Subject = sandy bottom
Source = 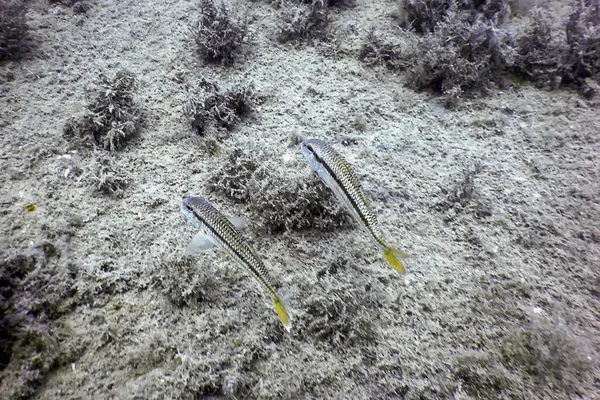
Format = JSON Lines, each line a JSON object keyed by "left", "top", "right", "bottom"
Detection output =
{"left": 1, "top": 1, "right": 598, "bottom": 399}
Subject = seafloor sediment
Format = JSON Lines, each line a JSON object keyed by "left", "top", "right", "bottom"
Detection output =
{"left": 1, "top": 0, "right": 598, "bottom": 399}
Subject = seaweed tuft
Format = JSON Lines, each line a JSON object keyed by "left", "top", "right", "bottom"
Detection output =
{"left": 64, "top": 70, "right": 141, "bottom": 151}
{"left": 359, "top": 29, "right": 407, "bottom": 71}
{"left": 368, "top": 0, "right": 599, "bottom": 102}
{"left": 152, "top": 258, "right": 216, "bottom": 308}
{"left": 397, "top": 0, "right": 454, "bottom": 34}
{"left": 277, "top": 0, "right": 329, "bottom": 42}
{"left": 405, "top": 14, "right": 514, "bottom": 102}
{"left": 398, "top": 0, "right": 511, "bottom": 33}
{"left": 250, "top": 174, "right": 352, "bottom": 233}
{"left": 0, "top": 0, "right": 29, "bottom": 61}
{"left": 563, "top": 0, "right": 600, "bottom": 88}
{"left": 300, "top": 285, "right": 380, "bottom": 348}
{"left": 184, "top": 79, "right": 259, "bottom": 137}
{"left": 512, "top": 7, "right": 563, "bottom": 88}
{"left": 193, "top": 0, "right": 248, "bottom": 65}
{"left": 206, "top": 150, "right": 262, "bottom": 204}
{"left": 85, "top": 153, "right": 130, "bottom": 197}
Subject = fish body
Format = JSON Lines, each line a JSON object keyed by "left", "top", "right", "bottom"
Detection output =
{"left": 300, "top": 138, "right": 408, "bottom": 273}
{"left": 181, "top": 196, "right": 291, "bottom": 331}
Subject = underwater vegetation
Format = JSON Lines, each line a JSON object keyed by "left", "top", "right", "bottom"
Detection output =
{"left": 59, "top": 71, "right": 140, "bottom": 200}
{"left": 250, "top": 173, "right": 353, "bottom": 233}
{"left": 362, "top": 0, "right": 600, "bottom": 104}
{"left": 152, "top": 257, "right": 216, "bottom": 308}
{"left": 49, "top": 0, "right": 92, "bottom": 14}
{"left": 206, "top": 149, "right": 261, "bottom": 204}
{"left": 0, "top": 249, "right": 83, "bottom": 399}
{"left": 193, "top": 0, "right": 249, "bottom": 65}
{"left": 276, "top": 0, "right": 331, "bottom": 42}
{"left": 84, "top": 153, "right": 130, "bottom": 198}
{"left": 63, "top": 70, "right": 141, "bottom": 151}
{"left": 185, "top": 79, "right": 259, "bottom": 137}
{"left": 274, "top": 0, "right": 356, "bottom": 42}
{"left": 206, "top": 149, "right": 353, "bottom": 233}
{"left": 0, "top": 0, "right": 29, "bottom": 61}
{"left": 1, "top": 0, "right": 598, "bottom": 398}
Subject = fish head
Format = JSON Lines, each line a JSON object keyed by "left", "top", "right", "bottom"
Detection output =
{"left": 300, "top": 139, "right": 323, "bottom": 172}
{"left": 181, "top": 196, "right": 205, "bottom": 230}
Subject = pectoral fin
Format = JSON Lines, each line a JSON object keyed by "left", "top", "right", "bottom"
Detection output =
{"left": 227, "top": 215, "right": 248, "bottom": 231}
{"left": 185, "top": 231, "right": 215, "bottom": 255}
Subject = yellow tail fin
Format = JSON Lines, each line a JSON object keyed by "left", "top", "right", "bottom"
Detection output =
{"left": 273, "top": 297, "right": 292, "bottom": 332}
{"left": 383, "top": 245, "right": 409, "bottom": 274}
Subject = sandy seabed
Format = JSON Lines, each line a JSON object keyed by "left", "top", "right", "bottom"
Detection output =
{"left": 1, "top": 1, "right": 599, "bottom": 399}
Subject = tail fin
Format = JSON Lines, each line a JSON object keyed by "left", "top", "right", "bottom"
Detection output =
{"left": 273, "top": 297, "right": 292, "bottom": 332}
{"left": 383, "top": 245, "right": 409, "bottom": 274}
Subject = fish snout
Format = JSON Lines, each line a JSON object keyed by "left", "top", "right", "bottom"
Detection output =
{"left": 300, "top": 141, "right": 317, "bottom": 165}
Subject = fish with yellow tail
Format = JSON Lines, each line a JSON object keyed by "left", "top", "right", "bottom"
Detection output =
{"left": 181, "top": 195, "right": 291, "bottom": 331}
{"left": 300, "top": 138, "right": 409, "bottom": 273}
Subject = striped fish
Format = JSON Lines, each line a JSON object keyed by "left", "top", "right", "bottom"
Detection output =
{"left": 181, "top": 195, "right": 291, "bottom": 331}
{"left": 300, "top": 138, "right": 408, "bottom": 273}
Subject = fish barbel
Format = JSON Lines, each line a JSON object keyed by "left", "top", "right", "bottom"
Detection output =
{"left": 300, "top": 138, "right": 408, "bottom": 273}
{"left": 181, "top": 195, "right": 291, "bottom": 331}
